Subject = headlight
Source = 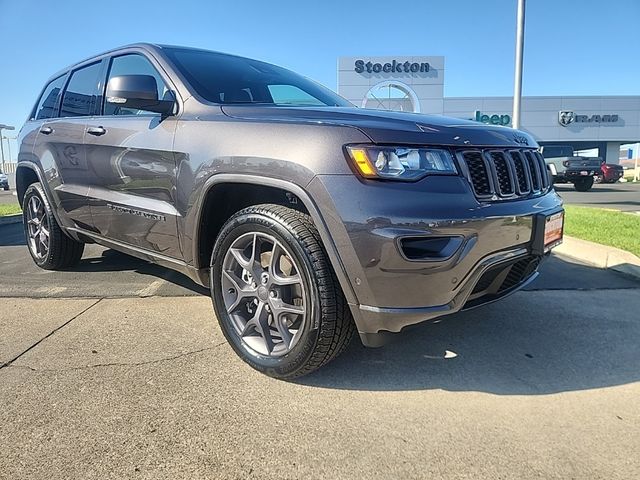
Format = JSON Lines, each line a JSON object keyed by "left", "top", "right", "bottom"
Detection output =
{"left": 346, "top": 145, "right": 457, "bottom": 181}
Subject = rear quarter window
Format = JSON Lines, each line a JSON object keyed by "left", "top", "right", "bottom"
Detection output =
{"left": 32, "top": 75, "right": 67, "bottom": 120}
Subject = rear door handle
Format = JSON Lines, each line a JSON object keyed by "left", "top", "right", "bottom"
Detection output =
{"left": 87, "top": 126, "right": 106, "bottom": 136}
{"left": 40, "top": 126, "right": 53, "bottom": 135}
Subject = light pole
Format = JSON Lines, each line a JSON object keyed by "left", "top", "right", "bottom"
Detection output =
{"left": 0, "top": 124, "right": 16, "bottom": 170}
{"left": 2, "top": 135, "right": 16, "bottom": 165}
{"left": 512, "top": 0, "right": 526, "bottom": 130}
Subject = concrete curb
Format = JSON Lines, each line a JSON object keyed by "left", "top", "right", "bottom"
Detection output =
{"left": 0, "top": 214, "right": 22, "bottom": 226}
{"left": 554, "top": 235, "right": 640, "bottom": 280}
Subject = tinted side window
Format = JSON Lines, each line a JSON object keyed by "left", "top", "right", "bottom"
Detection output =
{"left": 104, "top": 54, "right": 168, "bottom": 116}
{"left": 60, "top": 62, "right": 102, "bottom": 117}
{"left": 33, "top": 75, "right": 67, "bottom": 120}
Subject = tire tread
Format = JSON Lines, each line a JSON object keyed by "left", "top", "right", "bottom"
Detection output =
{"left": 214, "top": 203, "right": 355, "bottom": 378}
{"left": 23, "top": 182, "right": 84, "bottom": 270}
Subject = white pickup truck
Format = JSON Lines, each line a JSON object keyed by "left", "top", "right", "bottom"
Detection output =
{"left": 541, "top": 145, "right": 601, "bottom": 191}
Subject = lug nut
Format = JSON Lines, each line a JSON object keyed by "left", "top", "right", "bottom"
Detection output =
{"left": 269, "top": 290, "right": 276, "bottom": 298}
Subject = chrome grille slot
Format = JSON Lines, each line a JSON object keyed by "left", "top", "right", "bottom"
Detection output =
{"left": 535, "top": 151, "right": 549, "bottom": 188}
{"left": 462, "top": 151, "right": 492, "bottom": 196}
{"left": 524, "top": 151, "right": 541, "bottom": 191}
{"left": 509, "top": 151, "right": 531, "bottom": 194}
{"left": 488, "top": 151, "right": 514, "bottom": 196}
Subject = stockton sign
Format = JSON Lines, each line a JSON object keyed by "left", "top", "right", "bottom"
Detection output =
{"left": 558, "top": 111, "right": 619, "bottom": 127}
{"left": 354, "top": 59, "right": 430, "bottom": 74}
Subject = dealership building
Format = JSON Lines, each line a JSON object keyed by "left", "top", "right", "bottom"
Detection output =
{"left": 338, "top": 56, "right": 640, "bottom": 165}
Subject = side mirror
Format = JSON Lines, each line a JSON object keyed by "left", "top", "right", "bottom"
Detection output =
{"left": 106, "top": 75, "right": 175, "bottom": 115}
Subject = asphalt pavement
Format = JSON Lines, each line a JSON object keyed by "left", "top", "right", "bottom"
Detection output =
{"left": 1, "top": 221, "right": 639, "bottom": 479}
{"left": 0, "top": 189, "right": 18, "bottom": 205}
{"left": 555, "top": 181, "right": 640, "bottom": 212}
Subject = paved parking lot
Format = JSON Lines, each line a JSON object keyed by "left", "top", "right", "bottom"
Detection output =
{"left": 0, "top": 189, "right": 18, "bottom": 205}
{"left": 1, "top": 222, "right": 639, "bottom": 479}
{"left": 555, "top": 181, "right": 640, "bottom": 212}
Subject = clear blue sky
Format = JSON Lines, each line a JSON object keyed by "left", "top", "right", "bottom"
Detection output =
{"left": 1, "top": 0, "right": 638, "bottom": 160}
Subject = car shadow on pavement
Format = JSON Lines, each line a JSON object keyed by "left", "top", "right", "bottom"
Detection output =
{"left": 0, "top": 221, "right": 26, "bottom": 246}
{"left": 298, "top": 256, "right": 640, "bottom": 395}
{"left": 0, "top": 221, "right": 208, "bottom": 295}
{"left": 75, "top": 249, "right": 209, "bottom": 295}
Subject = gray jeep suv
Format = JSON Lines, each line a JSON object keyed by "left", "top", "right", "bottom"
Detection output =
{"left": 17, "top": 44, "right": 564, "bottom": 378}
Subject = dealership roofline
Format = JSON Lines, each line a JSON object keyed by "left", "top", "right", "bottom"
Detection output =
{"left": 445, "top": 95, "right": 640, "bottom": 100}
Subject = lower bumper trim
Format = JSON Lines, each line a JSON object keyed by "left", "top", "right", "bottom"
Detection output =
{"left": 355, "top": 247, "right": 543, "bottom": 340}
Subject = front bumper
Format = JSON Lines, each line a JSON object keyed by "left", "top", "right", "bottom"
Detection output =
{"left": 308, "top": 174, "right": 564, "bottom": 344}
{"left": 564, "top": 168, "right": 598, "bottom": 179}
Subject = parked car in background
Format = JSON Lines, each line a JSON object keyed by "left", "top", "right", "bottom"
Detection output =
{"left": 541, "top": 145, "right": 601, "bottom": 191}
{"left": 16, "top": 43, "right": 564, "bottom": 378}
{"left": 599, "top": 162, "right": 624, "bottom": 183}
{"left": 0, "top": 171, "right": 9, "bottom": 190}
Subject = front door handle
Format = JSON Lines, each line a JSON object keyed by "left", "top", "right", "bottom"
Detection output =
{"left": 87, "top": 126, "right": 107, "bottom": 136}
{"left": 40, "top": 126, "right": 53, "bottom": 135}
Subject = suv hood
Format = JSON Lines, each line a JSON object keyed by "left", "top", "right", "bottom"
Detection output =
{"left": 221, "top": 105, "right": 537, "bottom": 148}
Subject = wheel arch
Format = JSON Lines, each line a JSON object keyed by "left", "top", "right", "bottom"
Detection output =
{"left": 16, "top": 162, "right": 43, "bottom": 206}
{"left": 192, "top": 174, "right": 357, "bottom": 305}
{"left": 16, "top": 162, "right": 85, "bottom": 244}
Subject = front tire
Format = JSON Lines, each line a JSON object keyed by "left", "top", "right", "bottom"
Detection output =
{"left": 573, "top": 177, "right": 594, "bottom": 192}
{"left": 22, "top": 182, "right": 84, "bottom": 270}
{"left": 210, "top": 204, "right": 354, "bottom": 379}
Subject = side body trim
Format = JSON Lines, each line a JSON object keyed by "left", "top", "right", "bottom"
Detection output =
{"left": 67, "top": 227, "right": 202, "bottom": 285}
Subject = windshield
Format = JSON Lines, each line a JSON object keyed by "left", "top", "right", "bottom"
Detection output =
{"left": 542, "top": 145, "right": 574, "bottom": 158}
{"left": 163, "top": 47, "right": 351, "bottom": 107}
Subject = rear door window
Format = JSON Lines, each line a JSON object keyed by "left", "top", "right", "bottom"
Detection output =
{"left": 60, "top": 62, "right": 103, "bottom": 117}
{"left": 32, "top": 75, "right": 67, "bottom": 120}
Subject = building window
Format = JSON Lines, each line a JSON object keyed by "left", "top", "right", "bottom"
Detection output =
{"left": 362, "top": 81, "right": 420, "bottom": 113}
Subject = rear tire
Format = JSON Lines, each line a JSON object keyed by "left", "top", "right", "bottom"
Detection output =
{"left": 22, "top": 182, "right": 84, "bottom": 270}
{"left": 210, "top": 204, "right": 355, "bottom": 379}
{"left": 573, "top": 177, "right": 594, "bottom": 192}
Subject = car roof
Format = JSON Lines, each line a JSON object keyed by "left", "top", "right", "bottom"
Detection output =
{"left": 49, "top": 42, "right": 259, "bottom": 80}
{"left": 48, "top": 42, "right": 164, "bottom": 79}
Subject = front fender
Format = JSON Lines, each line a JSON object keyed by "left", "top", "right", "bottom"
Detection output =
{"left": 188, "top": 173, "right": 358, "bottom": 308}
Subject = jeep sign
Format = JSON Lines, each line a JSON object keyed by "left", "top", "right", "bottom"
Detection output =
{"left": 474, "top": 110, "right": 511, "bottom": 126}
{"left": 558, "top": 111, "right": 619, "bottom": 126}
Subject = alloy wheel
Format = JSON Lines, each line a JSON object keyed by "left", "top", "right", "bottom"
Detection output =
{"left": 26, "top": 195, "right": 50, "bottom": 259}
{"left": 221, "top": 231, "right": 307, "bottom": 357}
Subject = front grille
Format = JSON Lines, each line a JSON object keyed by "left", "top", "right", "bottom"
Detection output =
{"left": 459, "top": 148, "right": 550, "bottom": 200}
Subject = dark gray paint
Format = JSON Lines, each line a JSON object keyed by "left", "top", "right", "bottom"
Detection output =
{"left": 16, "top": 43, "right": 563, "bottom": 344}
